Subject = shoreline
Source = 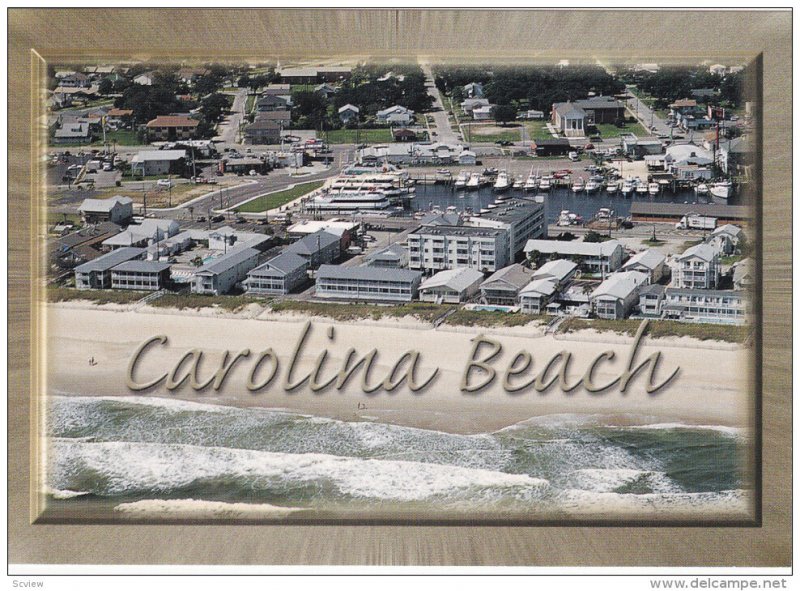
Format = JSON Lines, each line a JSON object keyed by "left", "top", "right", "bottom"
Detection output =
{"left": 45, "top": 303, "right": 753, "bottom": 434}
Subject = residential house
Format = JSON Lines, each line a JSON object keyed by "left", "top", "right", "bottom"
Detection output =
{"left": 552, "top": 102, "right": 587, "bottom": 137}
{"left": 407, "top": 225, "right": 510, "bottom": 273}
{"left": 518, "top": 277, "right": 559, "bottom": 315}
{"left": 338, "top": 104, "right": 360, "bottom": 124}
{"left": 376, "top": 105, "right": 414, "bottom": 125}
{"left": 524, "top": 239, "right": 624, "bottom": 275}
{"left": 472, "top": 105, "right": 494, "bottom": 121}
{"left": 315, "top": 265, "right": 422, "bottom": 303}
{"left": 106, "top": 108, "right": 134, "bottom": 127}
{"left": 177, "top": 67, "right": 210, "bottom": 84}
{"left": 192, "top": 247, "right": 262, "bottom": 295}
{"left": 262, "top": 83, "right": 292, "bottom": 96}
{"left": 675, "top": 243, "right": 720, "bottom": 289}
{"left": 74, "top": 247, "right": 145, "bottom": 289}
{"left": 638, "top": 283, "right": 667, "bottom": 318}
{"left": 718, "top": 135, "right": 753, "bottom": 177}
{"left": 418, "top": 267, "right": 484, "bottom": 304}
{"left": 708, "top": 64, "right": 727, "bottom": 76}
{"left": 460, "top": 98, "right": 490, "bottom": 116}
{"left": 256, "top": 94, "right": 289, "bottom": 112}
{"left": 102, "top": 219, "right": 180, "bottom": 250}
{"left": 531, "top": 258, "right": 578, "bottom": 285}
{"left": 620, "top": 249, "right": 667, "bottom": 284}
{"left": 706, "top": 224, "right": 744, "bottom": 256}
{"left": 364, "top": 243, "right": 409, "bottom": 268}
{"left": 145, "top": 116, "right": 199, "bottom": 141}
{"left": 480, "top": 263, "right": 535, "bottom": 306}
{"left": 129, "top": 150, "right": 187, "bottom": 176}
{"left": 58, "top": 72, "right": 91, "bottom": 88}
{"left": 662, "top": 287, "right": 748, "bottom": 324}
{"left": 245, "top": 252, "right": 310, "bottom": 295}
{"left": 78, "top": 196, "right": 134, "bottom": 224}
{"left": 590, "top": 271, "right": 649, "bottom": 319}
{"left": 244, "top": 118, "right": 281, "bottom": 144}
{"left": 463, "top": 82, "right": 484, "bottom": 98}
{"left": 732, "top": 259, "right": 754, "bottom": 291}
{"left": 315, "top": 83, "right": 337, "bottom": 99}
{"left": 53, "top": 122, "right": 92, "bottom": 144}
{"left": 392, "top": 128, "right": 419, "bottom": 142}
{"left": 284, "top": 230, "right": 341, "bottom": 268}
{"left": 133, "top": 72, "right": 156, "bottom": 86}
{"left": 254, "top": 110, "right": 291, "bottom": 127}
{"left": 110, "top": 260, "right": 171, "bottom": 291}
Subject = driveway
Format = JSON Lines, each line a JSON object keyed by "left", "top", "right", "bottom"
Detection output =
{"left": 419, "top": 62, "right": 460, "bottom": 145}
{"left": 215, "top": 88, "right": 248, "bottom": 144}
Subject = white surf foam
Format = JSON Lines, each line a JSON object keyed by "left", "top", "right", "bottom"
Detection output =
{"left": 114, "top": 499, "right": 304, "bottom": 518}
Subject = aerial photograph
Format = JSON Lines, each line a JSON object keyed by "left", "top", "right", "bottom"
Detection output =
{"left": 43, "top": 57, "right": 756, "bottom": 523}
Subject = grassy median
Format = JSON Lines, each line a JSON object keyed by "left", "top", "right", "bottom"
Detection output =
{"left": 235, "top": 180, "right": 324, "bottom": 213}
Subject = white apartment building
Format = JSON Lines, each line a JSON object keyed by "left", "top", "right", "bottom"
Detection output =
{"left": 662, "top": 288, "right": 749, "bottom": 325}
{"left": 468, "top": 199, "right": 547, "bottom": 263}
{"left": 676, "top": 243, "right": 720, "bottom": 289}
{"left": 407, "top": 225, "right": 509, "bottom": 273}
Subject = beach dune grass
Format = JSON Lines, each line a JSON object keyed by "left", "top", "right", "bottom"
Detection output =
{"left": 149, "top": 293, "right": 266, "bottom": 312}
{"left": 47, "top": 287, "right": 148, "bottom": 305}
{"left": 236, "top": 180, "right": 324, "bottom": 213}
{"left": 559, "top": 317, "right": 752, "bottom": 343}
{"left": 443, "top": 309, "right": 543, "bottom": 328}
{"left": 270, "top": 300, "right": 455, "bottom": 323}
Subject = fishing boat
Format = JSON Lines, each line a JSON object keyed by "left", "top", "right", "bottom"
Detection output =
{"left": 709, "top": 180, "right": 733, "bottom": 200}
{"left": 557, "top": 210, "right": 572, "bottom": 226}
{"left": 486, "top": 203, "right": 498, "bottom": 210}
{"left": 695, "top": 182, "right": 709, "bottom": 195}
{"left": 446, "top": 205, "right": 458, "bottom": 213}
{"left": 635, "top": 178, "right": 648, "bottom": 194}
{"left": 585, "top": 179, "right": 601, "bottom": 193}
{"left": 466, "top": 173, "right": 482, "bottom": 190}
{"left": 596, "top": 207, "right": 615, "bottom": 221}
{"left": 513, "top": 176, "right": 525, "bottom": 190}
{"left": 454, "top": 170, "right": 469, "bottom": 189}
{"left": 620, "top": 178, "right": 635, "bottom": 196}
{"left": 539, "top": 176, "right": 552, "bottom": 191}
{"left": 648, "top": 182, "right": 660, "bottom": 195}
{"left": 606, "top": 180, "right": 619, "bottom": 194}
{"left": 493, "top": 170, "right": 512, "bottom": 192}
{"left": 571, "top": 178, "right": 585, "bottom": 193}
{"left": 524, "top": 168, "right": 539, "bottom": 192}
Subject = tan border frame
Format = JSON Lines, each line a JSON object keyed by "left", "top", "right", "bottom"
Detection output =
{"left": 8, "top": 9, "right": 791, "bottom": 566}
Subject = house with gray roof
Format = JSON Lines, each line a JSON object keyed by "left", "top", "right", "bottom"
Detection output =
{"left": 338, "top": 104, "right": 360, "bottom": 124}
{"left": 732, "top": 259, "right": 754, "bottom": 291}
{"left": 192, "top": 247, "right": 261, "bottom": 295}
{"left": 620, "top": 249, "right": 667, "bottom": 284}
{"left": 551, "top": 102, "right": 587, "bottom": 137}
{"left": 78, "top": 196, "right": 133, "bottom": 224}
{"left": 590, "top": 271, "right": 649, "bottom": 319}
{"left": 676, "top": 243, "right": 720, "bottom": 289}
{"left": 245, "top": 252, "right": 309, "bottom": 295}
{"left": 531, "top": 259, "right": 578, "bottom": 286}
{"left": 418, "top": 268, "right": 484, "bottom": 303}
{"left": 662, "top": 287, "right": 749, "bottom": 325}
{"left": 480, "top": 263, "right": 535, "bottom": 306}
{"left": 315, "top": 265, "right": 422, "bottom": 303}
{"left": 110, "top": 260, "right": 171, "bottom": 291}
{"left": 706, "top": 224, "right": 744, "bottom": 256}
{"left": 284, "top": 230, "right": 340, "bottom": 268}
{"left": 53, "top": 122, "right": 92, "bottom": 144}
{"left": 518, "top": 277, "right": 560, "bottom": 315}
{"left": 74, "top": 247, "right": 145, "bottom": 289}
{"left": 524, "top": 239, "right": 624, "bottom": 275}
{"left": 638, "top": 283, "right": 667, "bottom": 318}
{"left": 364, "top": 243, "right": 408, "bottom": 268}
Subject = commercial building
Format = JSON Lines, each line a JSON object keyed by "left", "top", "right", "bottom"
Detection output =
{"left": 110, "top": 260, "right": 171, "bottom": 291}
{"left": 407, "top": 225, "right": 509, "bottom": 273}
{"left": 418, "top": 267, "right": 484, "bottom": 303}
{"left": 532, "top": 138, "right": 571, "bottom": 157}
{"left": 468, "top": 198, "right": 547, "bottom": 262}
{"left": 590, "top": 271, "right": 649, "bottom": 319}
{"left": 480, "top": 264, "right": 535, "bottom": 306}
{"left": 78, "top": 196, "right": 134, "bottom": 224}
{"left": 524, "top": 239, "right": 624, "bottom": 275}
{"left": 315, "top": 265, "right": 422, "bottom": 303}
{"left": 129, "top": 150, "right": 187, "bottom": 177}
{"left": 245, "top": 252, "right": 309, "bottom": 295}
{"left": 74, "top": 247, "right": 145, "bottom": 289}
{"left": 675, "top": 243, "right": 720, "bottom": 289}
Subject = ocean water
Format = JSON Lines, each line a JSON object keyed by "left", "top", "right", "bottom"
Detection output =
{"left": 46, "top": 396, "right": 751, "bottom": 518}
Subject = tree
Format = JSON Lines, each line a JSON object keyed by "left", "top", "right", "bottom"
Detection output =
{"left": 98, "top": 78, "right": 113, "bottom": 95}
{"left": 492, "top": 104, "right": 517, "bottom": 126}
{"left": 194, "top": 75, "right": 222, "bottom": 95}
{"left": 237, "top": 75, "right": 250, "bottom": 88}
{"left": 583, "top": 231, "right": 603, "bottom": 243}
{"left": 200, "top": 93, "right": 230, "bottom": 123}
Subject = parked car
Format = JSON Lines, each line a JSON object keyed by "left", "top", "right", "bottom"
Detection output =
{"left": 156, "top": 179, "right": 173, "bottom": 188}
{"left": 211, "top": 215, "right": 225, "bottom": 223}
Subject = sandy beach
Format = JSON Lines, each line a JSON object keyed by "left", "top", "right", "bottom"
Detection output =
{"left": 45, "top": 303, "right": 754, "bottom": 433}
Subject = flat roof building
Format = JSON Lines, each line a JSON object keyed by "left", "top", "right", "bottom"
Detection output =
{"left": 524, "top": 239, "right": 624, "bottom": 275}
{"left": 469, "top": 198, "right": 547, "bottom": 262}
{"left": 408, "top": 224, "right": 509, "bottom": 273}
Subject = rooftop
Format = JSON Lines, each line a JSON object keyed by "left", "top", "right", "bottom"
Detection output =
{"left": 482, "top": 263, "right": 535, "bottom": 290}
{"left": 145, "top": 116, "right": 199, "bottom": 128}
{"left": 629, "top": 202, "right": 750, "bottom": 220}
{"left": 591, "top": 271, "right": 648, "bottom": 299}
{"left": 419, "top": 267, "right": 484, "bottom": 292}
{"left": 285, "top": 230, "right": 341, "bottom": 256}
{"left": 411, "top": 224, "right": 503, "bottom": 239}
{"left": 249, "top": 252, "right": 308, "bottom": 276}
{"left": 196, "top": 247, "right": 260, "bottom": 275}
{"left": 79, "top": 196, "right": 133, "bottom": 213}
{"left": 524, "top": 239, "right": 622, "bottom": 257}
{"left": 317, "top": 264, "right": 421, "bottom": 283}
{"left": 111, "top": 260, "right": 171, "bottom": 273}
{"left": 74, "top": 247, "right": 145, "bottom": 273}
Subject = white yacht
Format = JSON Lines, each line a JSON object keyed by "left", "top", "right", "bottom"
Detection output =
{"left": 695, "top": 182, "right": 709, "bottom": 195}
{"left": 635, "top": 178, "right": 648, "bottom": 194}
{"left": 538, "top": 176, "right": 552, "bottom": 191}
{"left": 606, "top": 180, "right": 619, "bottom": 194}
{"left": 454, "top": 170, "right": 469, "bottom": 189}
{"left": 596, "top": 207, "right": 614, "bottom": 221}
{"left": 585, "top": 179, "right": 601, "bottom": 193}
{"left": 493, "top": 170, "right": 512, "bottom": 192}
{"left": 309, "top": 190, "right": 392, "bottom": 211}
{"left": 466, "top": 173, "right": 482, "bottom": 190}
{"left": 571, "top": 178, "right": 585, "bottom": 193}
{"left": 709, "top": 180, "right": 733, "bottom": 200}
{"left": 648, "top": 182, "right": 660, "bottom": 195}
{"left": 524, "top": 171, "right": 539, "bottom": 192}
{"left": 620, "top": 178, "right": 635, "bottom": 196}
{"left": 557, "top": 210, "right": 572, "bottom": 226}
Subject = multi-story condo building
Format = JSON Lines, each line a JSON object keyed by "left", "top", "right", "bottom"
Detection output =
{"left": 407, "top": 225, "right": 509, "bottom": 273}
{"left": 192, "top": 248, "right": 261, "bottom": 296}
{"left": 74, "top": 247, "right": 145, "bottom": 290}
{"left": 590, "top": 271, "right": 649, "bottom": 320}
{"left": 110, "top": 260, "right": 171, "bottom": 291}
{"left": 675, "top": 243, "right": 720, "bottom": 289}
{"left": 315, "top": 265, "right": 422, "bottom": 303}
{"left": 468, "top": 199, "right": 547, "bottom": 262}
{"left": 661, "top": 288, "right": 749, "bottom": 325}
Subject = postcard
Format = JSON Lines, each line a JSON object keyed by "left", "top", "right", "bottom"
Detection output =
{"left": 8, "top": 7, "right": 791, "bottom": 573}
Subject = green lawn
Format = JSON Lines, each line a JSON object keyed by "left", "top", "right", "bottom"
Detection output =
{"left": 245, "top": 94, "right": 256, "bottom": 114}
{"left": 591, "top": 122, "right": 649, "bottom": 139}
{"left": 91, "top": 129, "right": 143, "bottom": 146}
{"left": 464, "top": 125, "right": 523, "bottom": 143}
{"left": 322, "top": 128, "right": 394, "bottom": 144}
{"left": 235, "top": 180, "right": 324, "bottom": 213}
{"left": 524, "top": 120, "right": 556, "bottom": 140}
{"left": 641, "top": 239, "right": 667, "bottom": 247}
{"left": 559, "top": 317, "right": 752, "bottom": 343}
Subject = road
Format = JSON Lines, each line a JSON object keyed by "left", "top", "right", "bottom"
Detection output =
{"left": 215, "top": 88, "right": 248, "bottom": 144}
{"left": 419, "top": 62, "right": 460, "bottom": 145}
{"left": 625, "top": 86, "right": 671, "bottom": 136}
